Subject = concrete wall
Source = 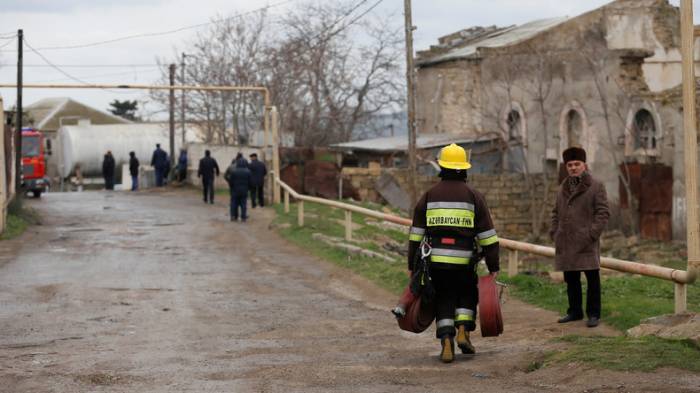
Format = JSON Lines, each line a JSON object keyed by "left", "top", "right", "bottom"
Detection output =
{"left": 186, "top": 143, "right": 269, "bottom": 190}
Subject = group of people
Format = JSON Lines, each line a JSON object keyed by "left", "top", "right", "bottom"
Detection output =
{"left": 400, "top": 143, "right": 609, "bottom": 363}
{"left": 101, "top": 144, "right": 189, "bottom": 192}
{"left": 196, "top": 150, "right": 267, "bottom": 222}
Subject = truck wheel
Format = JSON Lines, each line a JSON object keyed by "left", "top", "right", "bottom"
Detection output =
{"left": 32, "top": 190, "right": 42, "bottom": 198}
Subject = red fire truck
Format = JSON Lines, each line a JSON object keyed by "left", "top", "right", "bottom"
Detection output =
{"left": 21, "top": 128, "right": 50, "bottom": 197}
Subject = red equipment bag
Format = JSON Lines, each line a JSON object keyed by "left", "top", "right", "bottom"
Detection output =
{"left": 478, "top": 274, "right": 504, "bottom": 337}
{"left": 395, "top": 286, "right": 435, "bottom": 333}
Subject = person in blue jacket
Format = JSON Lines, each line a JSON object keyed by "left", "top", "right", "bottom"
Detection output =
{"left": 224, "top": 157, "right": 251, "bottom": 222}
{"left": 150, "top": 143, "right": 168, "bottom": 187}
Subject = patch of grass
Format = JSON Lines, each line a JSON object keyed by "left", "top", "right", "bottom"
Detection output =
{"left": 500, "top": 274, "right": 700, "bottom": 331}
{"left": 1, "top": 213, "right": 29, "bottom": 240}
{"left": 548, "top": 335, "right": 700, "bottom": 372}
{"left": 2, "top": 200, "right": 40, "bottom": 240}
{"left": 273, "top": 202, "right": 408, "bottom": 295}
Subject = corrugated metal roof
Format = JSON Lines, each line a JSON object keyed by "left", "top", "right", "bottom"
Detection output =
{"left": 329, "top": 133, "right": 497, "bottom": 153}
{"left": 418, "top": 17, "right": 568, "bottom": 66}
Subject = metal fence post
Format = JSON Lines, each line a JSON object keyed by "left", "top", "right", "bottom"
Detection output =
{"left": 508, "top": 249, "right": 519, "bottom": 277}
{"left": 345, "top": 210, "right": 352, "bottom": 241}
{"left": 284, "top": 189, "right": 289, "bottom": 213}
{"left": 675, "top": 283, "right": 687, "bottom": 314}
{"left": 298, "top": 200, "right": 304, "bottom": 227}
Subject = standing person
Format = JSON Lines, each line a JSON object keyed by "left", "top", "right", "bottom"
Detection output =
{"left": 163, "top": 153, "right": 171, "bottom": 185}
{"left": 248, "top": 153, "right": 267, "bottom": 208}
{"left": 177, "top": 149, "right": 188, "bottom": 182}
{"left": 150, "top": 143, "right": 168, "bottom": 187}
{"left": 102, "top": 151, "right": 115, "bottom": 190}
{"left": 224, "top": 157, "right": 251, "bottom": 222}
{"left": 405, "top": 143, "right": 500, "bottom": 363}
{"left": 551, "top": 146, "right": 610, "bottom": 328}
{"left": 197, "top": 150, "right": 220, "bottom": 204}
{"left": 129, "top": 151, "right": 140, "bottom": 191}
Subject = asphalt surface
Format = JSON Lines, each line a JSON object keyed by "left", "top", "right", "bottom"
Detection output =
{"left": 0, "top": 189, "right": 699, "bottom": 392}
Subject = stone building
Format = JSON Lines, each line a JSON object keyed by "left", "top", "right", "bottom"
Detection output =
{"left": 415, "top": 0, "right": 695, "bottom": 240}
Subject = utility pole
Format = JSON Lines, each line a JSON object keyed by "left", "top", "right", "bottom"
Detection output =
{"left": 14, "top": 29, "right": 23, "bottom": 197}
{"left": 679, "top": 0, "right": 699, "bottom": 312}
{"left": 404, "top": 0, "right": 418, "bottom": 211}
{"left": 180, "top": 53, "right": 187, "bottom": 146}
{"left": 169, "top": 64, "right": 176, "bottom": 169}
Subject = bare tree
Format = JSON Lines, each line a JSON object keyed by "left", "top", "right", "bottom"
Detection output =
{"left": 151, "top": 1, "right": 405, "bottom": 147}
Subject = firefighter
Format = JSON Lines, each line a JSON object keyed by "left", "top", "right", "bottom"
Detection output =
{"left": 407, "top": 143, "right": 500, "bottom": 363}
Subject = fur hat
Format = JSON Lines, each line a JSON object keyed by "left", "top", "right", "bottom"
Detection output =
{"left": 563, "top": 146, "right": 586, "bottom": 163}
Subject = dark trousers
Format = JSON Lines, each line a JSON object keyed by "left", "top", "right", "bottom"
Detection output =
{"left": 202, "top": 178, "right": 214, "bottom": 203}
{"left": 155, "top": 168, "right": 164, "bottom": 187}
{"left": 230, "top": 193, "right": 247, "bottom": 220}
{"left": 431, "top": 267, "right": 478, "bottom": 338}
{"left": 564, "top": 269, "right": 601, "bottom": 319}
{"left": 250, "top": 184, "right": 264, "bottom": 207}
{"left": 104, "top": 176, "right": 114, "bottom": 190}
{"left": 131, "top": 175, "right": 138, "bottom": 191}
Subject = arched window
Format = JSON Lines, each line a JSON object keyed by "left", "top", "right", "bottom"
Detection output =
{"left": 566, "top": 110, "right": 583, "bottom": 147}
{"left": 633, "top": 109, "right": 657, "bottom": 150}
{"left": 506, "top": 110, "right": 522, "bottom": 141}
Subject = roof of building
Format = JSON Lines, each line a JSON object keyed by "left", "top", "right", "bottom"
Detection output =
{"left": 329, "top": 133, "right": 498, "bottom": 153}
{"left": 25, "top": 97, "right": 130, "bottom": 131}
{"left": 417, "top": 17, "right": 569, "bottom": 67}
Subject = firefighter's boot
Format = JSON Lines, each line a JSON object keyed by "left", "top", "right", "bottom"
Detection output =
{"left": 456, "top": 325, "right": 475, "bottom": 354}
{"left": 439, "top": 336, "right": 455, "bottom": 363}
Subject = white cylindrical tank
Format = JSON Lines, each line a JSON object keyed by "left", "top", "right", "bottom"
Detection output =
{"left": 57, "top": 123, "right": 197, "bottom": 178}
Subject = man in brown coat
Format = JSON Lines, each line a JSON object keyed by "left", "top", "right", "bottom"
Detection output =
{"left": 550, "top": 146, "right": 610, "bottom": 328}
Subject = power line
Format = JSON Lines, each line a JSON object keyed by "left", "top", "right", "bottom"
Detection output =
{"left": 0, "top": 37, "right": 16, "bottom": 50}
{"left": 13, "top": 64, "right": 163, "bottom": 68}
{"left": 310, "top": 0, "right": 384, "bottom": 44}
{"left": 11, "top": 0, "right": 294, "bottom": 53}
{"left": 21, "top": 38, "right": 137, "bottom": 95}
{"left": 28, "top": 68, "right": 163, "bottom": 84}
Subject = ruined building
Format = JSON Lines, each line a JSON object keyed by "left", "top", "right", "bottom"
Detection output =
{"left": 415, "top": 0, "right": 695, "bottom": 240}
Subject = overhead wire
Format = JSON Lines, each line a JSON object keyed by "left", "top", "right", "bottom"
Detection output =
{"left": 22, "top": 38, "right": 148, "bottom": 95}
{"left": 11, "top": 0, "right": 295, "bottom": 53}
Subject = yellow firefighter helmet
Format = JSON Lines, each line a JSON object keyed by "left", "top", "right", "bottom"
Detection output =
{"left": 437, "top": 143, "right": 471, "bottom": 170}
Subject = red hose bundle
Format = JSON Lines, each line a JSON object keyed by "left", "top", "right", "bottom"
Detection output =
{"left": 478, "top": 274, "right": 504, "bottom": 337}
{"left": 395, "top": 286, "right": 435, "bottom": 333}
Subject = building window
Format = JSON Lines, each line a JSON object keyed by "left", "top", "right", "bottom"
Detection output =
{"left": 507, "top": 110, "right": 522, "bottom": 142}
{"left": 632, "top": 109, "right": 657, "bottom": 151}
{"left": 566, "top": 110, "right": 583, "bottom": 147}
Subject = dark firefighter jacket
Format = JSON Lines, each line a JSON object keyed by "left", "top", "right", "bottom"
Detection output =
{"left": 151, "top": 147, "right": 168, "bottom": 170}
{"left": 129, "top": 156, "right": 140, "bottom": 177}
{"left": 408, "top": 178, "right": 500, "bottom": 273}
{"left": 224, "top": 161, "right": 251, "bottom": 197}
{"left": 248, "top": 159, "right": 267, "bottom": 187}
{"left": 197, "top": 156, "right": 220, "bottom": 180}
{"left": 102, "top": 154, "right": 115, "bottom": 178}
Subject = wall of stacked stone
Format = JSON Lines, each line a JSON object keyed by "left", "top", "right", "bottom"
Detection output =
{"left": 342, "top": 167, "right": 559, "bottom": 240}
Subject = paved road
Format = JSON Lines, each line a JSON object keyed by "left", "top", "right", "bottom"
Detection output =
{"left": 0, "top": 190, "right": 698, "bottom": 392}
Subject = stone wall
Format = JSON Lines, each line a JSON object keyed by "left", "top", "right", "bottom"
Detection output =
{"left": 342, "top": 167, "right": 559, "bottom": 240}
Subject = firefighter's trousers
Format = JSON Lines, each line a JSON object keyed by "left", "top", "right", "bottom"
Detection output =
{"left": 431, "top": 266, "right": 478, "bottom": 339}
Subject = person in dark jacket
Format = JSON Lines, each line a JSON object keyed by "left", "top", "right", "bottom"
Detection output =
{"left": 248, "top": 153, "right": 267, "bottom": 208}
{"left": 551, "top": 146, "right": 610, "bottom": 328}
{"left": 102, "top": 151, "right": 116, "bottom": 190}
{"left": 151, "top": 143, "right": 168, "bottom": 187}
{"left": 404, "top": 143, "right": 500, "bottom": 363}
{"left": 197, "top": 150, "right": 220, "bottom": 204}
{"left": 177, "top": 149, "right": 188, "bottom": 182}
{"left": 224, "top": 158, "right": 251, "bottom": 221}
{"left": 129, "top": 151, "right": 140, "bottom": 191}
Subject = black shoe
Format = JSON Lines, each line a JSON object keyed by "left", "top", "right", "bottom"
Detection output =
{"left": 586, "top": 317, "right": 599, "bottom": 328}
{"left": 557, "top": 314, "right": 583, "bottom": 323}
{"left": 209, "top": 201, "right": 214, "bottom": 204}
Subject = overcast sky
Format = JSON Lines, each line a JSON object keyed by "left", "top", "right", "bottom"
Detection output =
{"left": 0, "top": 0, "right": 693, "bottom": 119}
